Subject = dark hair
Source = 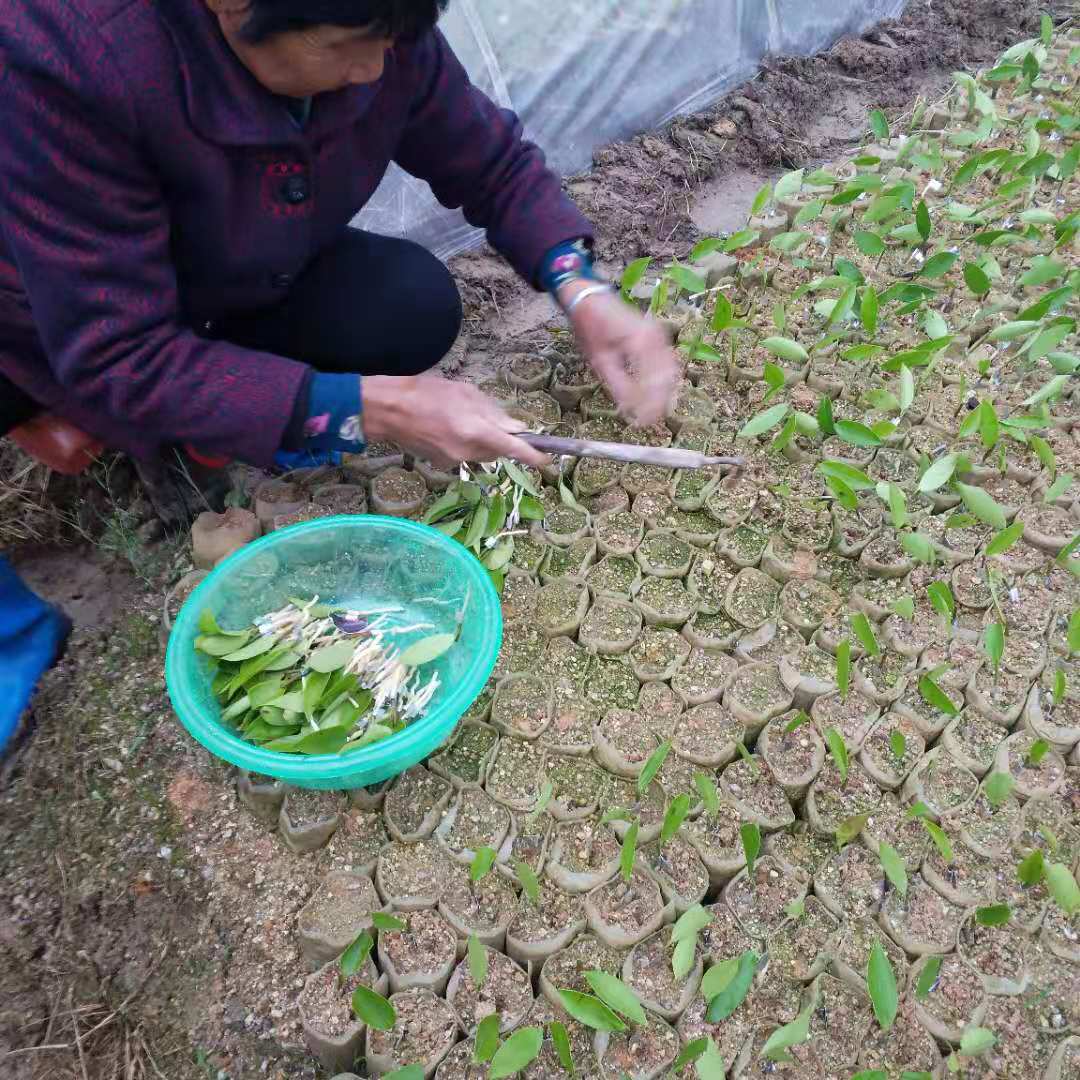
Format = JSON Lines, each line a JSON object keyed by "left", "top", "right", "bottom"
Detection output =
{"left": 240, "top": 0, "right": 448, "bottom": 42}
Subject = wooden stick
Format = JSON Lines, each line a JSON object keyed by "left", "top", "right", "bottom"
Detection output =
{"left": 516, "top": 433, "right": 745, "bottom": 471}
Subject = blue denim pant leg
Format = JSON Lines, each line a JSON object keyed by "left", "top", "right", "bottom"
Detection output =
{"left": 0, "top": 557, "right": 68, "bottom": 754}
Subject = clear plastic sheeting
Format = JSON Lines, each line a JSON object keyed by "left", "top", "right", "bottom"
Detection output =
{"left": 355, "top": 0, "right": 908, "bottom": 260}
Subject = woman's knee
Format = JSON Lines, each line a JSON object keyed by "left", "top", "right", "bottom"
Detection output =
{"left": 396, "top": 245, "right": 463, "bottom": 376}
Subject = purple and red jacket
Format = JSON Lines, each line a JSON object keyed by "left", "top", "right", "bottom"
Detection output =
{"left": 0, "top": 0, "right": 593, "bottom": 466}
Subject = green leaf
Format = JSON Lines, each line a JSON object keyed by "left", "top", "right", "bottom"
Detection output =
{"left": 351, "top": 985, "right": 396, "bottom": 1030}
{"left": 620, "top": 256, "right": 651, "bottom": 299}
{"left": 1020, "top": 256, "right": 1066, "bottom": 287}
{"left": 526, "top": 780, "right": 553, "bottom": 825}
{"left": 761, "top": 337, "right": 809, "bottom": 364}
{"left": 738, "top": 403, "right": 790, "bottom": 440}
{"left": 963, "top": 262, "right": 991, "bottom": 296}
{"left": 975, "top": 903, "right": 1011, "bottom": 927}
{"left": 1028, "top": 738, "right": 1051, "bottom": 765}
{"left": 672, "top": 935, "right": 697, "bottom": 982}
{"left": 855, "top": 230, "right": 887, "bottom": 257}
{"left": 774, "top": 169, "right": 805, "bottom": 199}
{"left": 870, "top": 109, "right": 890, "bottom": 140}
{"left": 1017, "top": 848, "right": 1045, "bottom": 887}
{"left": 740, "top": 822, "right": 762, "bottom": 877}
{"left": 760, "top": 1006, "right": 812, "bottom": 1062}
{"left": 889, "top": 730, "right": 907, "bottom": 762}
{"left": 868, "top": 941, "right": 898, "bottom": 1030}
{"left": 861, "top": 287, "right": 879, "bottom": 335}
{"left": 704, "top": 950, "right": 758, "bottom": 1022}
{"left": 915, "top": 955, "right": 942, "bottom": 999}
{"left": 959, "top": 1027, "right": 996, "bottom": 1057}
{"left": 927, "top": 582, "right": 955, "bottom": 622}
{"left": 988, "top": 320, "right": 1040, "bottom": 342}
{"left": 917, "top": 251, "right": 957, "bottom": 279}
{"left": 979, "top": 401, "right": 1000, "bottom": 451}
{"left": 696, "top": 1038, "right": 726, "bottom": 1080}
{"left": 660, "top": 794, "right": 691, "bottom": 845}
{"left": 983, "top": 772, "right": 1015, "bottom": 808}
{"left": 851, "top": 612, "right": 880, "bottom": 657}
{"left": 836, "top": 640, "right": 851, "bottom": 699}
{"left": 1044, "top": 473, "right": 1074, "bottom": 504}
{"left": 793, "top": 200, "right": 824, "bottom": 227}
{"left": 784, "top": 711, "right": 811, "bottom": 735}
{"left": 916, "top": 200, "right": 932, "bottom": 242}
{"left": 1053, "top": 666, "right": 1067, "bottom": 705}
{"left": 985, "top": 521, "right": 1024, "bottom": 556}
{"left": 639, "top": 740, "right": 672, "bottom": 793}
{"left": 220, "top": 634, "right": 277, "bottom": 663}
{"left": 1042, "top": 11, "right": 1054, "bottom": 46}
{"left": 763, "top": 362, "right": 786, "bottom": 403}
{"left": 919, "top": 674, "right": 958, "bottom": 717}
{"left": 471, "top": 846, "right": 497, "bottom": 882}
{"left": 956, "top": 483, "right": 1007, "bottom": 531}
{"left": 515, "top": 860, "right": 540, "bottom": 904}
{"left": 502, "top": 459, "right": 540, "bottom": 497}
{"left": 751, "top": 182, "right": 773, "bottom": 217}
{"left": 879, "top": 841, "right": 908, "bottom": 897}
{"left": 835, "top": 420, "right": 882, "bottom": 448}
{"left": 899, "top": 365, "right": 915, "bottom": 413}
{"left": 722, "top": 230, "right": 760, "bottom": 253}
{"left": 264, "top": 727, "right": 349, "bottom": 755}
{"left": 398, "top": 632, "right": 457, "bottom": 668}
{"left": 619, "top": 821, "right": 639, "bottom": 882}
{"left": 305, "top": 639, "right": 354, "bottom": 674}
{"left": 489, "top": 1027, "right": 544, "bottom": 1079}
{"left": 584, "top": 971, "right": 647, "bottom": 1025}
{"left": 1019, "top": 371, "right": 1071, "bottom": 406}
{"left": 463, "top": 503, "right": 490, "bottom": 552}
{"left": 917, "top": 453, "right": 959, "bottom": 493}
{"left": 468, "top": 933, "right": 488, "bottom": 989}
{"left": 853, "top": 1073, "right": 888, "bottom": 1080}
{"left": 694, "top": 773, "right": 719, "bottom": 815}
{"left": 984, "top": 623, "right": 1005, "bottom": 674}
{"left": 667, "top": 264, "right": 708, "bottom": 296}
{"left": 818, "top": 461, "right": 874, "bottom": 490}
{"left": 924, "top": 819, "right": 954, "bottom": 863}
{"left": 865, "top": 195, "right": 902, "bottom": 224}
{"left": 892, "top": 596, "right": 915, "bottom": 620}
{"left": 340, "top": 931, "right": 374, "bottom": 978}
{"left": 371, "top": 912, "right": 407, "bottom": 932}
{"left": 549, "top": 1021, "right": 575, "bottom": 1077}
{"left": 669, "top": 906, "right": 712, "bottom": 948}
{"left": 673, "top": 1038, "right": 709, "bottom": 1074}
{"left": 902, "top": 532, "right": 936, "bottom": 566}
{"left": 557, "top": 990, "right": 626, "bottom": 1033}
{"left": 1069, "top": 608, "right": 1080, "bottom": 653}
{"left": 836, "top": 812, "right": 870, "bottom": 847}
{"left": 474, "top": 1014, "right": 501, "bottom": 1064}
{"left": 711, "top": 293, "right": 733, "bottom": 333}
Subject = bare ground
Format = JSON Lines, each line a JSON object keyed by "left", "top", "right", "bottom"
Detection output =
{"left": 0, "top": 1, "right": 1068, "bottom": 1077}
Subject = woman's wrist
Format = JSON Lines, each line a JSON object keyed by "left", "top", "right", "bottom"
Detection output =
{"left": 362, "top": 374, "right": 414, "bottom": 444}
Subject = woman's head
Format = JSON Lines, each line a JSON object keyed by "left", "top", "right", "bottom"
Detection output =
{"left": 207, "top": 1, "right": 449, "bottom": 97}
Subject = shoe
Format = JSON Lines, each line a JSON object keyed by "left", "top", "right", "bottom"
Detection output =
{"left": 0, "top": 561, "right": 73, "bottom": 784}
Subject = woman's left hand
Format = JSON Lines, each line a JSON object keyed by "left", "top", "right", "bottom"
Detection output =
{"left": 561, "top": 282, "right": 680, "bottom": 427}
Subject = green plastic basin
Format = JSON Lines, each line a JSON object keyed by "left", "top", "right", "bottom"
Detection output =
{"left": 165, "top": 515, "right": 502, "bottom": 789}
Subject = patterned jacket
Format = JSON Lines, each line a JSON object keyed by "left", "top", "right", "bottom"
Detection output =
{"left": 0, "top": 0, "right": 592, "bottom": 465}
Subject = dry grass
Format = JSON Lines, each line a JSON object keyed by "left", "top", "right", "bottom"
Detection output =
{"left": 0, "top": 444, "right": 74, "bottom": 546}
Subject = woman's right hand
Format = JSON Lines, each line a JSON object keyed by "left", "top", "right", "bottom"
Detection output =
{"left": 362, "top": 374, "right": 549, "bottom": 468}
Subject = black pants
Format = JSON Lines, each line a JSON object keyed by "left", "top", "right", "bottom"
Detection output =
{"left": 216, "top": 229, "right": 463, "bottom": 377}
{"left": 0, "top": 230, "right": 463, "bottom": 437}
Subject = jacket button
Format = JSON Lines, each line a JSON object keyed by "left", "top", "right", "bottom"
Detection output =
{"left": 271, "top": 272, "right": 294, "bottom": 289}
{"left": 281, "top": 176, "right": 310, "bottom": 204}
